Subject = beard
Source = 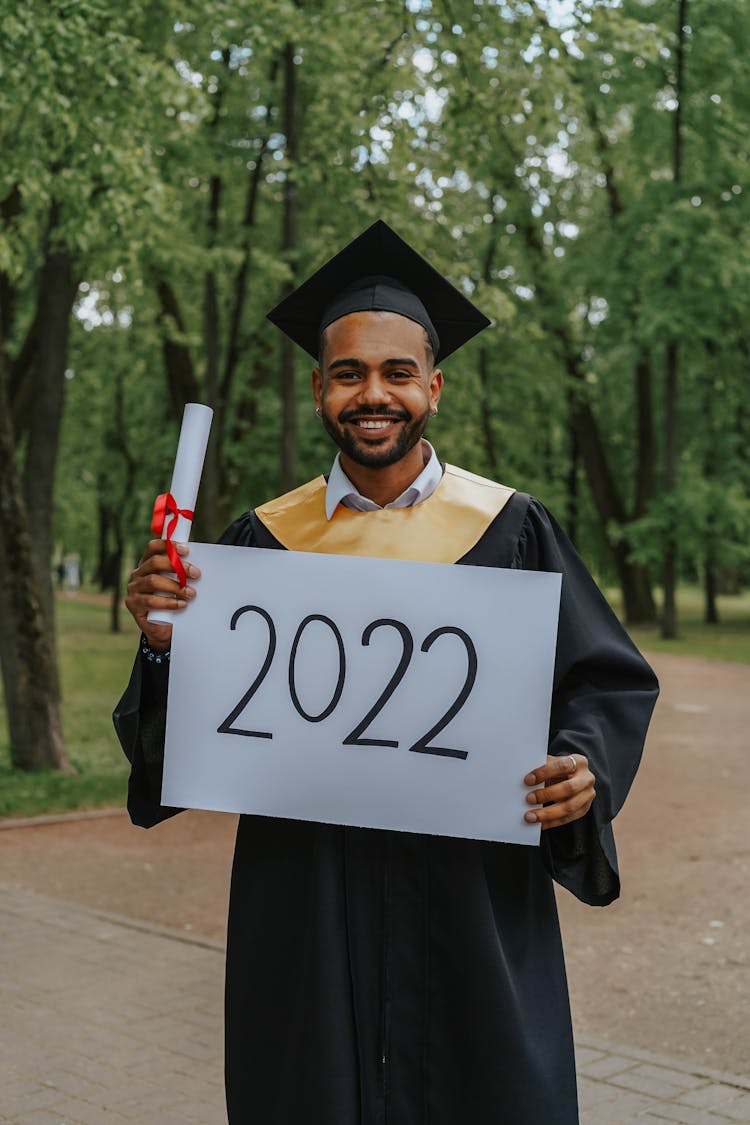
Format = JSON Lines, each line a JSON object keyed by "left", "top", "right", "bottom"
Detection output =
{"left": 320, "top": 403, "right": 430, "bottom": 468}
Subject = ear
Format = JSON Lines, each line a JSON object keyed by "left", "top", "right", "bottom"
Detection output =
{"left": 311, "top": 367, "right": 323, "bottom": 413}
{"left": 428, "top": 368, "right": 443, "bottom": 413}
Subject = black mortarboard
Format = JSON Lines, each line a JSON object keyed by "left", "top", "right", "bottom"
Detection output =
{"left": 266, "top": 220, "right": 491, "bottom": 363}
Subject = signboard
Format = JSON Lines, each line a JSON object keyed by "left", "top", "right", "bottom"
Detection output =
{"left": 163, "top": 544, "right": 561, "bottom": 846}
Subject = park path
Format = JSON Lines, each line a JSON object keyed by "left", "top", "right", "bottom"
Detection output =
{"left": 1, "top": 651, "right": 749, "bottom": 1122}
{"left": 1, "top": 882, "right": 750, "bottom": 1125}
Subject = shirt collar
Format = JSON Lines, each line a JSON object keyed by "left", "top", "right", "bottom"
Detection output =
{"left": 325, "top": 439, "right": 442, "bottom": 520}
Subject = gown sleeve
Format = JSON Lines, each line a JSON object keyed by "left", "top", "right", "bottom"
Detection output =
{"left": 515, "top": 499, "right": 659, "bottom": 906}
{"left": 112, "top": 512, "right": 258, "bottom": 828}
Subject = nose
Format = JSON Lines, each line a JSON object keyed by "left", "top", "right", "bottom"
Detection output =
{"left": 357, "top": 373, "right": 393, "bottom": 405}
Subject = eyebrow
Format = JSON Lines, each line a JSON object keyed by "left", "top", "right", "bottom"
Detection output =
{"left": 326, "top": 356, "right": 420, "bottom": 372}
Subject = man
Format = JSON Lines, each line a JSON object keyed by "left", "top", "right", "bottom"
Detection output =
{"left": 115, "top": 221, "right": 658, "bottom": 1124}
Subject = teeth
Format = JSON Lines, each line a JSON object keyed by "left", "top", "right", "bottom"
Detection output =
{"left": 356, "top": 420, "right": 393, "bottom": 429}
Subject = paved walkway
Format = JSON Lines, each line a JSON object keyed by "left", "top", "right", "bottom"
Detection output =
{"left": 1, "top": 884, "right": 748, "bottom": 1125}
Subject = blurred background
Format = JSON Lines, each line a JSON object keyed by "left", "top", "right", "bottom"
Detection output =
{"left": 0, "top": 0, "right": 748, "bottom": 818}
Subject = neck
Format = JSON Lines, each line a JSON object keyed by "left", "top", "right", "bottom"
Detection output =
{"left": 339, "top": 441, "right": 427, "bottom": 507}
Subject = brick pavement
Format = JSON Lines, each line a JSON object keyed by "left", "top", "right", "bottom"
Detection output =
{"left": 1, "top": 884, "right": 748, "bottom": 1124}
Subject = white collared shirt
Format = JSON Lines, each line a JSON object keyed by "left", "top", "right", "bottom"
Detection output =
{"left": 325, "top": 439, "right": 443, "bottom": 520}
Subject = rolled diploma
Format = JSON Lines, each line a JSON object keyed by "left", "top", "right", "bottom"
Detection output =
{"left": 147, "top": 402, "right": 213, "bottom": 626}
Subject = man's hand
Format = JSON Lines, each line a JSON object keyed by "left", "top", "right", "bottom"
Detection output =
{"left": 523, "top": 754, "right": 596, "bottom": 830}
{"left": 124, "top": 540, "right": 201, "bottom": 651}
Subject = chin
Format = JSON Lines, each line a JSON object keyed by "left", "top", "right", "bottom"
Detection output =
{"left": 324, "top": 416, "right": 428, "bottom": 469}
{"left": 346, "top": 444, "right": 406, "bottom": 468}
{"left": 340, "top": 430, "right": 422, "bottom": 468}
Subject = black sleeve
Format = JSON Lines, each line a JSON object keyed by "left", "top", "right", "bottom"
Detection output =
{"left": 516, "top": 499, "right": 659, "bottom": 906}
{"left": 112, "top": 513, "right": 258, "bottom": 828}
{"left": 112, "top": 651, "right": 180, "bottom": 828}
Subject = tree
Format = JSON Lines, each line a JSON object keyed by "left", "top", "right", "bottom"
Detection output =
{"left": 0, "top": 0, "right": 176, "bottom": 767}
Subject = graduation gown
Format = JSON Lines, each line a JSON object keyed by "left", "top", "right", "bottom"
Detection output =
{"left": 113, "top": 470, "right": 658, "bottom": 1125}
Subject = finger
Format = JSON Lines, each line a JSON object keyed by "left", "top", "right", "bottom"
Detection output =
{"left": 524, "top": 754, "right": 586, "bottom": 786}
{"left": 525, "top": 774, "right": 594, "bottom": 806}
{"left": 129, "top": 563, "right": 202, "bottom": 594}
{"left": 128, "top": 570, "right": 198, "bottom": 600}
{"left": 139, "top": 593, "right": 191, "bottom": 611}
{"left": 134, "top": 556, "right": 202, "bottom": 584}
{"left": 127, "top": 592, "right": 194, "bottom": 620}
{"left": 525, "top": 788, "right": 595, "bottom": 827}
{"left": 126, "top": 571, "right": 199, "bottom": 610}
{"left": 538, "top": 793, "right": 595, "bottom": 829}
{"left": 129, "top": 557, "right": 201, "bottom": 594}
{"left": 141, "top": 539, "right": 190, "bottom": 560}
{"left": 125, "top": 591, "right": 191, "bottom": 618}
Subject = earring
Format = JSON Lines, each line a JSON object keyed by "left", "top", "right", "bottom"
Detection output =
{"left": 430, "top": 406, "right": 439, "bottom": 416}
{"left": 315, "top": 407, "right": 321, "bottom": 417}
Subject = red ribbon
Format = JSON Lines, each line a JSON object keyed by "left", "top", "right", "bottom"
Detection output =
{"left": 151, "top": 492, "right": 194, "bottom": 588}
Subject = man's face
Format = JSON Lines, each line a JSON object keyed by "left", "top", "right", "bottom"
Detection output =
{"left": 312, "top": 311, "right": 443, "bottom": 469}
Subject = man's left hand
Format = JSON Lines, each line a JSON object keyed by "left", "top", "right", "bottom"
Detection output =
{"left": 523, "top": 754, "right": 595, "bottom": 830}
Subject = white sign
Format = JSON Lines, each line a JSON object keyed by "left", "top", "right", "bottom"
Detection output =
{"left": 163, "top": 544, "right": 562, "bottom": 846}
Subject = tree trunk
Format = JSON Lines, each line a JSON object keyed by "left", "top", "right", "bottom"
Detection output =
{"left": 110, "top": 541, "right": 123, "bottom": 634}
{"left": 661, "top": 342, "right": 679, "bottom": 639}
{"left": 279, "top": 41, "right": 299, "bottom": 492}
{"left": 565, "top": 385, "right": 580, "bottom": 546}
{"left": 704, "top": 564, "right": 719, "bottom": 625}
{"left": 477, "top": 346, "right": 499, "bottom": 476}
{"left": 95, "top": 496, "right": 111, "bottom": 589}
{"left": 200, "top": 58, "right": 226, "bottom": 534}
{"left": 108, "top": 365, "right": 136, "bottom": 632}
{"left": 22, "top": 212, "right": 77, "bottom": 641}
{"left": 155, "top": 278, "right": 201, "bottom": 419}
{"left": 613, "top": 541, "right": 658, "bottom": 625}
{"left": 660, "top": 0, "right": 687, "bottom": 640}
{"left": 634, "top": 346, "right": 654, "bottom": 518}
{"left": 0, "top": 356, "right": 72, "bottom": 772}
{"left": 570, "top": 383, "right": 656, "bottom": 623}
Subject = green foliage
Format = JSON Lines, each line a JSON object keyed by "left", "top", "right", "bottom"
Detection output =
{"left": 0, "top": 1, "right": 178, "bottom": 273}
{"left": 3, "top": 0, "right": 748, "bottom": 641}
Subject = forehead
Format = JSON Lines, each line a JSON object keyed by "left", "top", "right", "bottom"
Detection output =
{"left": 322, "top": 310, "right": 427, "bottom": 366}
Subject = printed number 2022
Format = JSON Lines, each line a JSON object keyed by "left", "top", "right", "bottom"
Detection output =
{"left": 216, "top": 605, "right": 478, "bottom": 760}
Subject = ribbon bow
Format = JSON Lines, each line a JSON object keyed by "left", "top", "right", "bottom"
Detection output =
{"left": 151, "top": 492, "right": 194, "bottom": 588}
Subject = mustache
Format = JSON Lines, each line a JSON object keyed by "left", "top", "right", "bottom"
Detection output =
{"left": 337, "top": 406, "right": 411, "bottom": 423}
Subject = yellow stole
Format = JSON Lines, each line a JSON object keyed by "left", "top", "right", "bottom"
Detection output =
{"left": 254, "top": 464, "right": 515, "bottom": 564}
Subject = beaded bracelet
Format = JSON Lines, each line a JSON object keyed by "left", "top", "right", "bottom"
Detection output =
{"left": 141, "top": 637, "right": 171, "bottom": 665}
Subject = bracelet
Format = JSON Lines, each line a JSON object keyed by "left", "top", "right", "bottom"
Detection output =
{"left": 141, "top": 637, "right": 171, "bottom": 665}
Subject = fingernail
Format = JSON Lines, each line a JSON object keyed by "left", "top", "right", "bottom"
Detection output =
{"left": 524, "top": 773, "right": 536, "bottom": 785}
{"left": 188, "top": 564, "right": 201, "bottom": 578}
{"left": 525, "top": 811, "right": 538, "bottom": 823}
{"left": 176, "top": 544, "right": 189, "bottom": 555}
{"left": 186, "top": 586, "right": 196, "bottom": 598}
{"left": 526, "top": 793, "right": 537, "bottom": 805}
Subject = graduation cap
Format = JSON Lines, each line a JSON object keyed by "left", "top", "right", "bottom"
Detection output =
{"left": 267, "top": 220, "right": 491, "bottom": 363}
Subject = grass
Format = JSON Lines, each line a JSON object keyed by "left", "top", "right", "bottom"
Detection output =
{"left": 0, "top": 585, "right": 747, "bottom": 821}
{"left": 607, "top": 585, "right": 750, "bottom": 664}
{"left": 0, "top": 594, "right": 139, "bottom": 820}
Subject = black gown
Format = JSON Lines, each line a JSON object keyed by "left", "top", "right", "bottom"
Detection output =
{"left": 113, "top": 492, "right": 659, "bottom": 1125}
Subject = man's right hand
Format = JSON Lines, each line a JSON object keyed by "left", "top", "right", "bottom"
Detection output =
{"left": 125, "top": 540, "right": 201, "bottom": 651}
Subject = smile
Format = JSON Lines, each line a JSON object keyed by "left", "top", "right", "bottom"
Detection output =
{"left": 351, "top": 419, "right": 400, "bottom": 430}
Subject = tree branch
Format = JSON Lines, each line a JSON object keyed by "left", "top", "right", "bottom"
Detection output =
{"left": 220, "top": 57, "right": 280, "bottom": 407}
